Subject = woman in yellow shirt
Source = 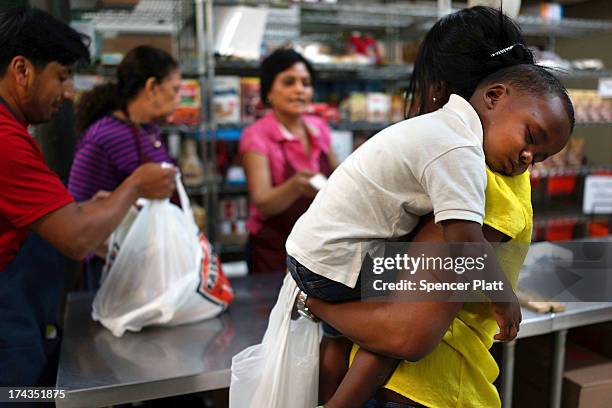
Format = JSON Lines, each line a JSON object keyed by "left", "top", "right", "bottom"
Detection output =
{"left": 351, "top": 170, "right": 533, "bottom": 407}
{"left": 307, "top": 7, "right": 545, "bottom": 407}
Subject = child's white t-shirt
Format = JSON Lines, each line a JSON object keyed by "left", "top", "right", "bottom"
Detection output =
{"left": 286, "top": 94, "right": 487, "bottom": 288}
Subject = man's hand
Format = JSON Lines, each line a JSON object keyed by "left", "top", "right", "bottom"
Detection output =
{"left": 492, "top": 294, "right": 522, "bottom": 341}
{"left": 93, "top": 239, "right": 109, "bottom": 259}
{"left": 129, "top": 163, "right": 177, "bottom": 199}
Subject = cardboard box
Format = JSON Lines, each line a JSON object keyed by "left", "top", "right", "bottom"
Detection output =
{"left": 102, "top": 34, "right": 174, "bottom": 56}
{"left": 569, "top": 322, "right": 612, "bottom": 360}
{"left": 563, "top": 361, "right": 612, "bottom": 408}
{"left": 513, "top": 335, "right": 555, "bottom": 407}
{"left": 513, "top": 335, "right": 610, "bottom": 407}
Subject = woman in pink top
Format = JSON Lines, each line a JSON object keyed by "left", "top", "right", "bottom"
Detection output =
{"left": 240, "top": 49, "right": 338, "bottom": 274}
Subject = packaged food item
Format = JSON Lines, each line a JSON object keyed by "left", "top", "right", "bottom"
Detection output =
{"left": 402, "top": 41, "right": 420, "bottom": 64}
{"left": 572, "top": 59, "right": 604, "bottom": 71}
{"left": 347, "top": 32, "right": 381, "bottom": 64}
{"left": 240, "top": 77, "right": 262, "bottom": 123}
{"left": 166, "top": 80, "right": 201, "bottom": 125}
{"left": 220, "top": 220, "right": 232, "bottom": 236}
{"left": 222, "top": 199, "right": 237, "bottom": 221}
{"left": 192, "top": 203, "right": 207, "bottom": 231}
{"left": 179, "top": 138, "right": 205, "bottom": 187}
{"left": 536, "top": 137, "right": 586, "bottom": 171}
{"left": 225, "top": 165, "right": 246, "bottom": 185}
{"left": 236, "top": 220, "right": 247, "bottom": 235}
{"left": 348, "top": 93, "right": 367, "bottom": 122}
{"left": 306, "top": 103, "right": 340, "bottom": 123}
{"left": 366, "top": 93, "right": 391, "bottom": 122}
{"left": 167, "top": 132, "right": 181, "bottom": 160}
{"left": 540, "top": 2, "right": 563, "bottom": 21}
{"left": 237, "top": 196, "right": 248, "bottom": 218}
{"left": 566, "top": 137, "right": 585, "bottom": 167}
{"left": 213, "top": 76, "right": 241, "bottom": 124}
{"left": 391, "top": 94, "right": 404, "bottom": 122}
{"left": 568, "top": 89, "right": 612, "bottom": 123}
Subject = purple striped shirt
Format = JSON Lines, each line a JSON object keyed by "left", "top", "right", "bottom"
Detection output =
{"left": 68, "top": 115, "right": 173, "bottom": 202}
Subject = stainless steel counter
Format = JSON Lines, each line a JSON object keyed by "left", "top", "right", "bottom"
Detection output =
{"left": 55, "top": 274, "right": 612, "bottom": 408}
{"left": 55, "top": 274, "right": 282, "bottom": 408}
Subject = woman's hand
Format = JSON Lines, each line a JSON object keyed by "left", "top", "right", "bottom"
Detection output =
{"left": 243, "top": 152, "right": 319, "bottom": 217}
{"left": 492, "top": 295, "right": 522, "bottom": 341}
{"left": 291, "top": 169, "right": 318, "bottom": 198}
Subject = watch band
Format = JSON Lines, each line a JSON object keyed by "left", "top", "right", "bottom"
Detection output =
{"left": 296, "top": 290, "right": 319, "bottom": 322}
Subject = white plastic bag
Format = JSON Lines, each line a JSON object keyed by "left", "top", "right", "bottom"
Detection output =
{"left": 92, "top": 176, "right": 233, "bottom": 337}
{"left": 229, "top": 274, "right": 322, "bottom": 408}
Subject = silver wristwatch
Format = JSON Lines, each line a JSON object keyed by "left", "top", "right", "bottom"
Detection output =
{"left": 296, "top": 290, "right": 319, "bottom": 322}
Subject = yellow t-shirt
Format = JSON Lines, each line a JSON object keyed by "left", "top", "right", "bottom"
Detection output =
{"left": 350, "top": 168, "right": 533, "bottom": 408}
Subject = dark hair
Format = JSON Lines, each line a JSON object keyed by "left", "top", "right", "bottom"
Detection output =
{"left": 260, "top": 48, "right": 316, "bottom": 106}
{"left": 480, "top": 64, "right": 576, "bottom": 133}
{"left": 75, "top": 46, "right": 178, "bottom": 133}
{"left": 0, "top": 7, "right": 90, "bottom": 76}
{"left": 406, "top": 6, "right": 534, "bottom": 117}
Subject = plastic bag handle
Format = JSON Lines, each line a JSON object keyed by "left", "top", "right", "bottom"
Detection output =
{"left": 174, "top": 171, "right": 192, "bottom": 218}
{"left": 160, "top": 163, "right": 192, "bottom": 218}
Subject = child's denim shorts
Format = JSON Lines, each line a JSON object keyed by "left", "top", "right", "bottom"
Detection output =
{"left": 363, "top": 399, "right": 423, "bottom": 408}
{"left": 287, "top": 255, "right": 362, "bottom": 337}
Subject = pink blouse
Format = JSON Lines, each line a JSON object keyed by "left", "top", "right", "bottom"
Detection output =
{"left": 239, "top": 112, "right": 332, "bottom": 234}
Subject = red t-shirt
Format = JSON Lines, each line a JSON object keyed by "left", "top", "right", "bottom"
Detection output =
{"left": 0, "top": 102, "right": 74, "bottom": 272}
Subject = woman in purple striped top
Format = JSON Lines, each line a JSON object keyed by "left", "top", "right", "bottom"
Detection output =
{"left": 69, "top": 46, "right": 180, "bottom": 201}
{"left": 68, "top": 46, "right": 181, "bottom": 288}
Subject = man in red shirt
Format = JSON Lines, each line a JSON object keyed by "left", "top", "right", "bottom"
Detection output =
{"left": 0, "top": 7, "right": 177, "bottom": 386}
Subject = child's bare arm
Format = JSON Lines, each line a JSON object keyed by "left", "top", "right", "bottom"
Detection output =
{"left": 441, "top": 219, "right": 521, "bottom": 341}
{"left": 324, "top": 348, "right": 399, "bottom": 408}
{"left": 319, "top": 219, "right": 513, "bottom": 408}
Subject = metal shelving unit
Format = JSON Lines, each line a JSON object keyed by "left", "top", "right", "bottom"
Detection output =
{"left": 73, "top": 1, "right": 612, "bottom": 246}
{"left": 299, "top": 2, "right": 612, "bottom": 37}
{"left": 76, "top": 0, "right": 180, "bottom": 34}
{"left": 556, "top": 68, "right": 612, "bottom": 79}
{"left": 518, "top": 14, "right": 612, "bottom": 37}
{"left": 181, "top": 59, "right": 415, "bottom": 81}
{"left": 165, "top": 119, "right": 612, "bottom": 141}
{"left": 182, "top": 56, "right": 612, "bottom": 83}
{"left": 333, "top": 121, "right": 392, "bottom": 131}
{"left": 187, "top": 0, "right": 612, "bottom": 251}
{"left": 220, "top": 184, "right": 248, "bottom": 194}
{"left": 300, "top": 3, "right": 438, "bottom": 30}
{"left": 530, "top": 165, "right": 612, "bottom": 179}
{"left": 575, "top": 121, "right": 612, "bottom": 127}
